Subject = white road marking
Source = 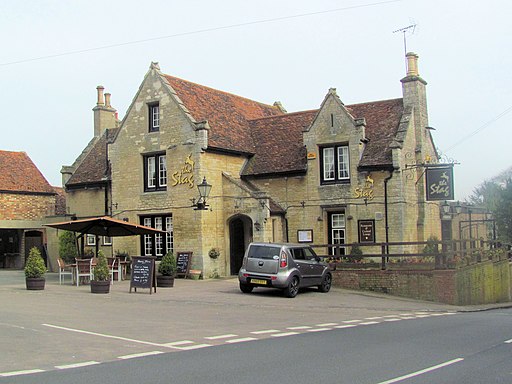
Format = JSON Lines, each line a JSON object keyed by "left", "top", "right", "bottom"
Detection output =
{"left": 271, "top": 332, "right": 300, "bottom": 337}
{"left": 175, "top": 344, "right": 212, "bottom": 350}
{"left": 360, "top": 321, "right": 380, "bottom": 325}
{"left": 55, "top": 361, "right": 100, "bottom": 369}
{"left": 251, "top": 329, "right": 281, "bottom": 334}
{"left": 343, "top": 320, "right": 363, "bottom": 323}
{"left": 118, "top": 351, "right": 164, "bottom": 360}
{"left": 0, "top": 369, "right": 45, "bottom": 377}
{"left": 384, "top": 318, "right": 402, "bottom": 322}
{"left": 225, "top": 337, "right": 258, "bottom": 343}
{"left": 399, "top": 317, "right": 415, "bottom": 320}
{"left": 205, "top": 334, "right": 238, "bottom": 340}
{"left": 377, "top": 358, "right": 464, "bottom": 384}
{"left": 316, "top": 323, "right": 339, "bottom": 327}
{"left": 334, "top": 324, "right": 357, "bottom": 329}
{"left": 43, "top": 324, "right": 164, "bottom": 347}
{"left": 308, "top": 328, "right": 332, "bottom": 332}
{"left": 162, "top": 340, "right": 194, "bottom": 347}
{"left": 365, "top": 317, "right": 383, "bottom": 320}
{"left": 287, "top": 326, "right": 312, "bottom": 330}
{"left": 504, "top": 339, "right": 512, "bottom": 344}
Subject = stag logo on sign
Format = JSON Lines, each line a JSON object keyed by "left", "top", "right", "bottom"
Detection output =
{"left": 425, "top": 167, "right": 454, "bottom": 201}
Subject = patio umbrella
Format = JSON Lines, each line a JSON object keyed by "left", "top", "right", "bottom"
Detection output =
{"left": 44, "top": 216, "right": 165, "bottom": 237}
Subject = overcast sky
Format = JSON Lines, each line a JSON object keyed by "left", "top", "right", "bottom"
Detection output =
{"left": 1, "top": 0, "right": 510, "bottom": 200}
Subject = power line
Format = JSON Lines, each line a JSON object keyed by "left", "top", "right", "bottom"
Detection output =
{"left": 0, "top": 0, "right": 400, "bottom": 67}
{"left": 442, "top": 104, "right": 512, "bottom": 153}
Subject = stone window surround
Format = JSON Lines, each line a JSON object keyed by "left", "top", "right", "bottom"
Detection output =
{"left": 319, "top": 143, "right": 350, "bottom": 184}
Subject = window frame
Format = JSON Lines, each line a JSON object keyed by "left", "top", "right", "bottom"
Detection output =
{"left": 143, "top": 153, "right": 167, "bottom": 192}
{"left": 86, "top": 234, "right": 96, "bottom": 246}
{"left": 320, "top": 144, "right": 350, "bottom": 184}
{"left": 140, "top": 214, "right": 173, "bottom": 259}
{"left": 149, "top": 102, "right": 160, "bottom": 132}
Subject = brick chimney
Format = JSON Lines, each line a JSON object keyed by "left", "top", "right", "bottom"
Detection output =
{"left": 93, "top": 85, "right": 117, "bottom": 137}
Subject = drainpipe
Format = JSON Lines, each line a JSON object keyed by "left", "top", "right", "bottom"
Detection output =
{"left": 384, "top": 169, "right": 395, "bottom": 255}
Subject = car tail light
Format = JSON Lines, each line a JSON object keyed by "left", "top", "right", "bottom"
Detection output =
{"left": 280, "top": 250, "right": 288, "bottom": 268}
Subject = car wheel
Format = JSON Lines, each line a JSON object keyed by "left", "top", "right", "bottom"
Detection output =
{"left": 283, "top": 276, "right": 299, "bottom": 298}
{"left": 318, "top": 273, "right": 332, "bottom": 293}
{"left": 239, "top": 283, "right": 254, "bottom": 293}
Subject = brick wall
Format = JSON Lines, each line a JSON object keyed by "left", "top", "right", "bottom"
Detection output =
{"left": 331, "top": 260, "right": 511, "bottom": 305}
{"left": 0, "top": 193, "right": 55, "bottom": 220}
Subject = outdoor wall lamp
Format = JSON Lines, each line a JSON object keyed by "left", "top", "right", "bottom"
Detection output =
{"left": 192, "top": 177, "right": 212, "bottom": 210}
{"left": 254, "top": 221, "right": 261, "bottom": 231}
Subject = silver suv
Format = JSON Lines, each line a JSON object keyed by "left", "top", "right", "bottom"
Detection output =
{"left": 238, "top": 242, "right": 332, "bottom": 298}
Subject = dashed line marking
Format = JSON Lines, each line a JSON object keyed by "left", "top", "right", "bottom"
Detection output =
{"left": 365, "top": 317, "right": 383, "bottom": 320}
{"left": 400, "top": 317, "right": 415, "bottom": 320}
{"left": 251, "top": 329, "right": 281, "bottom": 334}
{"left": 343, "top": 319, "right": 363, "bottom": 323}
{"left": 377, "top": 358, "right": 464, "bottom": 384}
{"left": 271, "top": 332, "right": 300, "bottom": 337}
{"left": 287, "top": 326, "right": 312, "bottom": 330}
{"left": 308, "top": 328, "right": 332, "bottom": 332}
{"left": 162, "top": 340, "right": 194, "bottom": 347}
{"left": 360, "top": 321, "right": 380, "bottom": 325}
{"left": 0, "top": 369, "right": 45, "bottom": 377}
{"left": 225, "top": 337, "right": 258, "bottom": 343}
{"left": 205, "top": 334, "right": 238, "bottom": 340}
{"left": 55, "top": 361, "right": 100, "bottom": 369}
{"left": 316, "top": 323, "right": 339, "bottom": 327}
{"left": 334, "top": 324, "right": 358, "bottom": 329}
{"left": 504, "top": 339, "right": 512, "bottom": 344}
{"left": 118, "top": 351, "right": 164, "bottom": 360}
{"left": 384, "top": 318, "right": 402, "bottom": 322}
{"left": 176, "top": 344, "right": 212, "bottom": 350}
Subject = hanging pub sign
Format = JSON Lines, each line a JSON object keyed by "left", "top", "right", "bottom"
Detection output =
{"left": 425, "top": 166, "right": 454, "bottom": 201}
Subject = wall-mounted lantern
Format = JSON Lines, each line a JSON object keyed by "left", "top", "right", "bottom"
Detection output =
{"left": 192, "top": 177, "right": 212, "bottom": 211}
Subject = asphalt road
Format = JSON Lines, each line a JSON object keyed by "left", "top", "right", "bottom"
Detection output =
{"left": 1, "top": 271, "right": 511, "bottom": 383}
{"left": 2, "top": 308, "right": 512, "bottom": 384}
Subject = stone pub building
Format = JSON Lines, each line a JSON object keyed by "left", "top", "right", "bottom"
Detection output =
{"left": 62, "top": 52, "right": 441, "bottom": 278}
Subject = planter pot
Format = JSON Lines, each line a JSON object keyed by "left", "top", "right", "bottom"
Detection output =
{"left": 157, "top": 275, "right": 175, "bottom": 288}
{"left": 26, "top": 277, "right": 45, "bottom": 290}
{"left": 189, "top": 270, "right": 201, "bottom": 280}
{"left": 90, "top": 280, "right": 110, "bottom": 294}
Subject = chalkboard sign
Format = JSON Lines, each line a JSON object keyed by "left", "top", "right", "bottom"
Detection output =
{"left": 129, "top": 256, "right": 156, "bottom": 294}
{"left": 176, "top": 252, "right": 192, "bottom": 278}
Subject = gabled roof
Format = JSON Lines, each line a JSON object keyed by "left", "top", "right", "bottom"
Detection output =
{"left": 66, "top": 128, "right": 119, "bottom": 187}
{"left": 347, "top": 98, "right": 404, "bottom": 168}
{"left": 53, "top": 187, "right": 67, "bottom": 215}
{"left": 0, "top": 150, "right": 55, "bottom": 194}
{"left": 164, "top": 75, "right": 283, "bottom": 153}
{"left": 242, "top": 110, "right": 318, "bottom": 176}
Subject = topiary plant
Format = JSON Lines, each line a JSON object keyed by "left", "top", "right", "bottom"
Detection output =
{"left": 349, "top": 244, "right": 364, "bottom": 262}
{"left": 25, "top": 247, "right": 46, "bottom": 278}
{"left": 59, "top": 230, "right": 78, "bottom": 263}
{"left": 158, "top": 251, "right": 177, "bottom": 276}
{"left": 93, "top": 250, "right": 110, "bottom": 282}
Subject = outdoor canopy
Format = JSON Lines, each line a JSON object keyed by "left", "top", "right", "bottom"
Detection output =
{"left": 44, "top": 216, "right": 166, "bottom": 237}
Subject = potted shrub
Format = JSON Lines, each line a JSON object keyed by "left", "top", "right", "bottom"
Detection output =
{"left": 90, "top": 250, "right": 110, "bottom": 294}
{"left": 59, "top": 230, "right": 78, "bottom": 263}
{"left": 25, "top": 247, "right": 46, "bottom": 290}
{"left": 157, "top": 251, "right": 176, "bottom": 287}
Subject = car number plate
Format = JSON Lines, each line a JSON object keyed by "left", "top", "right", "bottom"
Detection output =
{"left": 251, "top": 278, "right": 267, "bottom": 285}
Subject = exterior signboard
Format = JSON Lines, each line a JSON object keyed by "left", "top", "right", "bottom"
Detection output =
{"left": 358, "top": 220, "right": 375, "bottom": 243}
{"left": 425, "top": 166, "right": 454, "bottom": 201}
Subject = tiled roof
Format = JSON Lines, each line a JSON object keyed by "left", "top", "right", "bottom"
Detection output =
{"left": 0, "top": 150, "right": 55, "bottom": 194}
{"left": 242, "top": 110, "right": 318, "bottom": 176}
{"left": 347, "top": 98, "right": 403, "bottom": 168}
{"left": 66, "top": 128, "right": 119, "bottom": 187}
{"left": 164, "top": 75, "right": 283, "bottom": 153}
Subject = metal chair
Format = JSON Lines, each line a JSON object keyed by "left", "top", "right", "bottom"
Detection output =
{"left": 75, "top": 258, "right": 93, "bottom": 286}
{"left": 57, "top": 257, "right": 74, "bottom": 285}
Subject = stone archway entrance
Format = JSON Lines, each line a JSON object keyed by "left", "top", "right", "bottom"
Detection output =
{"left": 228, "top": 215, "right": 253, "bottom": 275}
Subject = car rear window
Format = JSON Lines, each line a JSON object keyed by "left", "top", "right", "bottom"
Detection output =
{"left": 248, "top": 245, "right": 281, "bottom": 260}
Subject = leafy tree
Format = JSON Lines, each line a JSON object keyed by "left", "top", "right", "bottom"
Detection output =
{"left": 494, "top": 179, "right": 512, "bottom": 243}
{"left": 59, "top": 231, "right": 78, "bottom": 263}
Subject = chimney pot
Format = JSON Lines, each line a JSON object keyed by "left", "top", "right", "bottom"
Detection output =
{"left": 406, "top": 52, "right": 419, "bottom": 77}
{"left": 96, "top": 86, "right": 105, "bottom": 106}
{"left": 105, "top": 92, "right": 111, "bottom": 108}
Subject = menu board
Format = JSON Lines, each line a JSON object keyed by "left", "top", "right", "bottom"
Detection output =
{"left": 129, "top": 256, "right": 156, "bottom": 294}
{"left": 358, "top": 220, "right": 375, "bottom": 243}
{"left": 176, "top": 252, "right": 192, "bottom": 278}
